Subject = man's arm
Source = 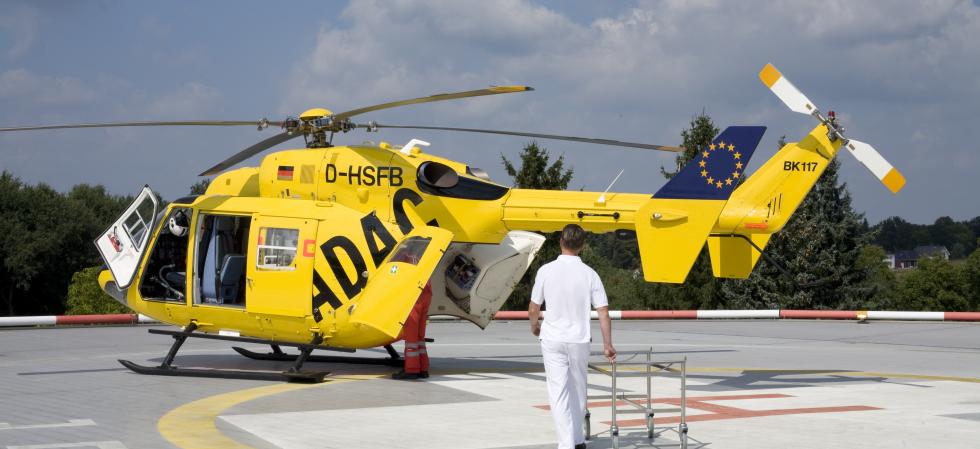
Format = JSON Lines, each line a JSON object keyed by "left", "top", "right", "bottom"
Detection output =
{"left": 528, "top": 301, "right": 542, "bottom": 337}
{"left": 597, "top": 306, "right": 616, "bottom": 362}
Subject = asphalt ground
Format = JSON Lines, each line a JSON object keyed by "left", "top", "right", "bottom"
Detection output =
{"left": 1, "top": 320, "right": 978, "bottom": 449}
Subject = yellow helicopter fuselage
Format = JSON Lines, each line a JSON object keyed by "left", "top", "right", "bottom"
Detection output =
{"left": 98, "top": 123, "right": 844, "bottom": 350}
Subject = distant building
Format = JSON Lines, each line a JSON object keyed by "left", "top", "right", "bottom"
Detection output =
{"left": 884, "top": 245, "right": 950, "bottom": 269}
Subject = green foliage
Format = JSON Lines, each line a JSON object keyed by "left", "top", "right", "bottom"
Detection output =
{"left": 0, "top": 171, "right": 132, "bottom": 316}
{"left": 853, "top": 244, "right": 897, "bottom": 309}
{"left": 895, "top": 256, "right": 969, "bottom": 311}
{"left": 963, "top": 241, "right": 980, "bottom": 309}
{"left": 500, "top": 142, "right": 573, "bottom": 310}
{"left": 873, "top": 215, "right": 977, "bottom": 259}
{"left": 189, "top": 178, "right": 212, "bottom": 195}
{"left": 721, "top": 158, "right": 874, "bottom": 310}
{"left": 500, "top": 142, "right": 573, "bottom": 189}
{"left": 65, "top": 266, "right": 131, "bottom": 315}
{"left": 661, "top": 112, "right": 719, "bottom": 179}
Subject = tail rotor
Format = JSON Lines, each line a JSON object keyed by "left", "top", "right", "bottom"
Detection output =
{"left": 760, "top": 63, "right": 906, "bottom": 194}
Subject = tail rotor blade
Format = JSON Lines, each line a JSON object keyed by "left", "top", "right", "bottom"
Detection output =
{"left": 845, "top": 139, "right": 906, "bottom": 194}
{"left": 199, "top": 131, "right": 300, "bottom": 176}
{"left": 759, "top": 63, "right": 819, "bottom": 116}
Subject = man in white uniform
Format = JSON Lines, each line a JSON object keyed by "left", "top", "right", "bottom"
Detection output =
{"left": 529, "top": 224, "right": 616, "bottom": 449}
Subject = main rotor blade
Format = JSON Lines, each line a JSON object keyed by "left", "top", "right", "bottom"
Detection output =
{"left": 364, "top": 123, "right": 683, "bottom": 152}
{"left": 845, "top": 139, "right": 906, "bottom": 194}
{"left": 759, "top": 63, "right": 819, "bottom": 116}
{"left": 199, "top": 131, "right": 300, "bottom": 176}
{"left": 0, "top": 120, "right": 282, "bottom": 132}
{"left": 332, "top": 86, "right": 533, "bottom": 120}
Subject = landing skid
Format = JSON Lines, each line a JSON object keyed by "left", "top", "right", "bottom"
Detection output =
{"left": 118, "top": 323, "right": 331, "bottom": 382}
{"left": 118, "top": 359, "right": 328, "bottom": 382}
{"left": 232, "top": 344, "right": 404, "bottom": 367}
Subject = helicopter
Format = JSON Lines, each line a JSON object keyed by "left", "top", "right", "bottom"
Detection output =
{"left": 0, "top": 64, "right": 904, "bottom": 382}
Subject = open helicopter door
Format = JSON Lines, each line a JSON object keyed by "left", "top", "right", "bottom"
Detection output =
{"left": 347, "top": 226, "right": 453, "bottom": 344}
{"left": 94, "top": 186, "right": 159, "bottom": 289}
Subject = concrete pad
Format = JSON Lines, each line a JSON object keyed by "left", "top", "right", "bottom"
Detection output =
{"left": 1, "top": 320, "right": 978, "bottom": 449}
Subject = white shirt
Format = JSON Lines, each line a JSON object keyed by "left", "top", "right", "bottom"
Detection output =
{"left": 531, "top": 255, "right": 608, "bottom": 343}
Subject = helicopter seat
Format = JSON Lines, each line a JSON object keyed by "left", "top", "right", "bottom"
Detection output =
{"left": 218, "top": 254, "right": 246, "bottom": 304}
{"left": 164, "top": 270, "right": 186, "bottom": 287}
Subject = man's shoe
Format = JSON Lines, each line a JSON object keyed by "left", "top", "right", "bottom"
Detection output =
{"left": 574, "top": 443, "right": 586, "bottom": 449}
{"left": 419, "top": 371, "right": 429, "bottom": 379}
{"left": 391, "top": 370, "right": 419, "bottom": 380}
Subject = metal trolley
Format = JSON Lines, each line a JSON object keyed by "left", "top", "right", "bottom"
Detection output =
{"left": 585, "top": 348, "right": 689, "bottom": 448}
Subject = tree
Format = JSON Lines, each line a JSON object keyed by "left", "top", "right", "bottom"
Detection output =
{"left": 189, "top": 178, "right": 211, "bottom": 195}
{"left": 500, "top": 142, "right": 573, "bottom": 310}
{"left": 721, "top": 157, "right": 874, "bottom": 309}
{"left": 895, "top": 256, "right": 969, "bottom": 311}
{"left": 961, "top": 240, "right": 980, "bottom": 310}
{"left": 501, "top": 142, "right": 573, "bottom": 189}
{"left": 66, "top": 266, "right": 131, "bottom": 315}
{"left": 661, "top": 111, "right": 719, "bottom": 179}
{"left": 0, "top": 171, "right": 131, "bottom": 316}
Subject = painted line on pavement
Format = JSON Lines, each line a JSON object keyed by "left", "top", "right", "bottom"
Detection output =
{"left": 157, "top": 375, "right": 380, "bottom": 449}
{"left": 0, "top": 419, "right": 96, "bottom": 430}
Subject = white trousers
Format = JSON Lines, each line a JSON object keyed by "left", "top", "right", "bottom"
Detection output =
{"left": 541, "top": 339, "right": 590, "bottom": 449}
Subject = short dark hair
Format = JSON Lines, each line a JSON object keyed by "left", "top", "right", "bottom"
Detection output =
{"left": 560, "top": 224, "right": 587, "bottom": 251}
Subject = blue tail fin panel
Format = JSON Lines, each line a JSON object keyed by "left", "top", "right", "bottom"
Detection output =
{"left": 653, "top": 126, "right": 766, "bottom": 200}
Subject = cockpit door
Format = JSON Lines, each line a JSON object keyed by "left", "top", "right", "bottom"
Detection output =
{"left": 94, "top": 186, "right": 159, "bottom": 288}
{"left": 348, "top": 226, "right": 453, "bottom": 340}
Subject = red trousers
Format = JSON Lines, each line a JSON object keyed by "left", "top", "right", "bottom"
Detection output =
{"left": 401, "top": 283, "right": 431, "bottom": 374}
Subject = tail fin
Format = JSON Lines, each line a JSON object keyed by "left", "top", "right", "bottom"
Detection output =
{"left": 635, "top": 126, "right": 766, "bottom": 282}
{"left": 707, "top": 123, "right": 847, "bottom": 278}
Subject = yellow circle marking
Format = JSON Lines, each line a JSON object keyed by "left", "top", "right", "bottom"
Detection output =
{"left": 158, "top": 375, "right": 380, "bottom": 449}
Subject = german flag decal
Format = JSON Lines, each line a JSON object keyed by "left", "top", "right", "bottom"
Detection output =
{"left": 277, "top": 165, "right": 294, "bottom": 181}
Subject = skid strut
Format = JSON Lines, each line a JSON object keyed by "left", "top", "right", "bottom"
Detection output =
{"left": 118, "top": 324, "right": 331, "bottom": 382}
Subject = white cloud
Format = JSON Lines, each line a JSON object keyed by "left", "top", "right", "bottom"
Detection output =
{"left": 278, "top": 0, "right": 980, "bottom": 222}
{"left": 147, "top": 82, "right": 222, "bottom": 118}
{"left": 0, "top": 4, "right": 38, "bottom": 59}
{"left": 0, "top": 69, "right": 98, "bottom": 105}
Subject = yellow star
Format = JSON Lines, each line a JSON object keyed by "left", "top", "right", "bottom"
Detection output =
{"left": 707, "top": 176, "right": 714, "bottom": 184}
{"left": 715, "top": 181, "right": 723, "bottom": 188}
{"left": 734, "top": 151, "right": 741, "bottom": 159}
{"left": 699, "top": 160, "right": 706, "bottom": 167}
{"left": 725, "top": 178, "right": 733, "bottom": 185}
{"left": 702, "top": 151, "right": 710, "bottom": 158}
{"left": 709, "top": 143, "right": 716, "bottom": 150}
{"left": 717, "top": 140, "right": 726, "bottom": 148}
{"left": 727, "top": 143, "right": 735, "bottom": 151}
{"left": 732, "top": 171, "right": 740, "bottom": 179}
{"left": 735, "top": 161, "right": 743, "bottom": 169}
{"left": 700, "top": 169, "right": 708, "bottom": 177}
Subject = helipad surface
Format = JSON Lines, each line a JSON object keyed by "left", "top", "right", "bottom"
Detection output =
{"left": 1, "top": 320, "right": 978, "bottom": 449}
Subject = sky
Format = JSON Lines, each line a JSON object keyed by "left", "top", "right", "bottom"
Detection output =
{"left": 1, "top": 0, "right": 978, "bottom": 224}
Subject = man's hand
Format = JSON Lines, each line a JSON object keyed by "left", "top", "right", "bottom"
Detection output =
{"left": 597, "top": 307, "right": 615, "bottom": 363}
{"left": 604, "top": 344, "right": 617, "bottom": 363}
{"left": 528, "top": 301, "right": 542, "bottom": 337}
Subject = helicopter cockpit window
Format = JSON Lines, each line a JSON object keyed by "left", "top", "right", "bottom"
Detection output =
{"left": 138, "top": 207, "right": 191, "bottom": 302}
{"left": 124, "top": 196, "right": 157, "bottom": 252}
{"left": 256, "top": 228, "right": 299, "bottom": 271}
{"left": 388, "top": 237, "right": 431, "bottom": 265}
{"left": 195, "top": 214, "right": 251, "bottom": 307}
